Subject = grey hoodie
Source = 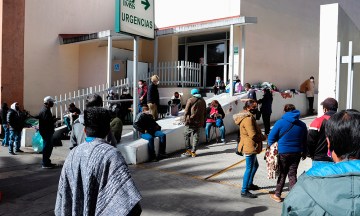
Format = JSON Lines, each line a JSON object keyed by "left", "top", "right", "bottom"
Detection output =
{"left": 69, "top": 114, "right": 117, "bottom": 149}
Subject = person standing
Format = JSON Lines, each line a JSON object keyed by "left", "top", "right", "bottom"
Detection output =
{"left": 233, "top": 99, "right": 267, "bottom": 198}
{"left": 0, "top": 103, "right": 9, "bottom": 147}
{"left": 120, "top": 88, "right": 133, "bottom": 123}
{"left": 138, "top": 80, "right": 147, "bottom": 112}
{"left": 39, "top": 96, "right": 59, "bottom": 168}
{"left": 110, "top": 108, "right": 123, "bottom": 143}
{"left": 133, "top": 104, "right": 167, "bottom": 162}
{"left": 55, "top": 107, "right": 142, "bottom": 216}
{"left": 213, "top": 77, "right": 225, "bottom": 95}
{"left": 182, "top": 89, "right": 207, "bottom": 158}
{"left": 7, "top": 102, "right": 24, "bottom": 155}
{"left": 268, "top": 104, "right": 308, "bottom": 202}
{"left": 69, "top": 94, "right": 117, "bottom": 150}
{"left": 257, "top": 88, "right": 273, "bottom": 135}
{"left": 307, "top": 98, "right": 338, "bottom": 167}
{"left": 241, "top": 83, "right": 257, "bottom": 102}
{"left": 147, "top": 75, "right": 160, "bottom": 120}
{"left": 300, "top": 76, "right": 315, "bottom": 115}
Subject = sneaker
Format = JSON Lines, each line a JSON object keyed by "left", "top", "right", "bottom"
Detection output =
{"left": 221, "top": 139, "right": 226, "bottom": 144}
{"left": 166, "top": 112, "right": 170, "bottom": 116}
{"left": 151, "top": 158, "right": 159, "bottom": 162}
{"left": 270, "top": 194, "right": 282, "bottom": 202}
{"left": 191, "top": 152, "right": 196, "bottom": 157}
{"left": 3, "top": 145, "right": 8, "bottom": 147}
{"left": 15, "top": 149, "right": 24, "bottom": 153}
{"left": 158, "top": 153, "right": 168, "bottom": 159}
{"left": 1, "top": 143, "right": 4, "bottom": 146}
{"left": 8, "top": 152, "right": 16, "bottom": 155}
{"left": 247, "top": 184, "right": 260, "bottom": 190}
{"left": 181, "top": 150, "right": 192, "bottom": 157}
{"left": 42, "top": 163, "right": 56, "bottom": 169}
{"left": 241, "top": 191, "right": 258, "bottom": 198}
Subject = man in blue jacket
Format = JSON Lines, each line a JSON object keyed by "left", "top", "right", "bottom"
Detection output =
{"left": 282, "top": 110, "right": 360, "bottom": 216}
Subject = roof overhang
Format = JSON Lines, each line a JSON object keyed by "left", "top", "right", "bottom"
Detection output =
{"left": 155, "top": 16, "right": 257, "bottom": 37}
{"left": 59, "top": 16, "right": 257, "bottom": 45}
{"left": 59, "top": 30, "right": 134, "bottom": 45}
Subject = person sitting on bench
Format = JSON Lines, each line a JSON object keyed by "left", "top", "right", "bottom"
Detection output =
{"left": 167, "top": 92, "right": 182, "bottom": 115}
{"left": 205, "top": 100, "right": 226, "bottom": 143}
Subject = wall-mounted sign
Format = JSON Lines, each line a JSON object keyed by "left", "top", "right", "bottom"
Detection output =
{"left": 115, "top": 0, "right": 155, "bottom": 39}
{"left": 234, "top": 47, "right": 239, "bottom": 54}
{"left": 114, "top": 64, "right": 120, "bottom": 71}
{"left": 200, "top": 57, "right": 204, "bottom": 64}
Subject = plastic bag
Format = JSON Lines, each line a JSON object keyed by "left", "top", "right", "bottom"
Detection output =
{"left": 32, "top": 131, "right": 44, "bottom": 153}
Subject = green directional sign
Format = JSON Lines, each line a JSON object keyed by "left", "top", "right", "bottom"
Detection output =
{"left": 141, "top": 0, "right": 150, "bottom": 10}
{"left": 115, "top": 0, "right": 155, "bottom": 39}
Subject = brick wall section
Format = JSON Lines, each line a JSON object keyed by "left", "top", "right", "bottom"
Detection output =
{"left": 1, "top": 0, "right": 25, "bottom": 112}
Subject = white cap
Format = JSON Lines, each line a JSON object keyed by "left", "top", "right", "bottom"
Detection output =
{"left": 44, "top": 96, "right": 56, "bottom": 103}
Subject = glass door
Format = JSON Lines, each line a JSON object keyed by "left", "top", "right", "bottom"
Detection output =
{"left": 205, "top": 43, "right": 226, "bottom": 88}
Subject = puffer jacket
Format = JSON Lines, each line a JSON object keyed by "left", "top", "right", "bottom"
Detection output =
{"left": 7, "top": 109, "right": 24, "bottom": 131}
{"left": 184, "top": 95, "right": 207, "bottom": 128}
{"left": 233, "top": 110, "right": 266, "bottom": 154}
{"left": 282, "top": 160, "right": 360, "bottom": 216}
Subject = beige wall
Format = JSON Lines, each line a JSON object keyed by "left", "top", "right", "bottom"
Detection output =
{"left": 158, "top": 36, "right": 178, "bottom": 63}
{"left": 24, "top": 0, "right": 116, "bottom": 114}
{"left": 239, "top": 0, "right": 360, "bottom": 91}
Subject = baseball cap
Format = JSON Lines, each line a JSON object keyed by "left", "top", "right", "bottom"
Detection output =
{"left": 191, "top": 89, "right": 199, "bottom": 95}
{"left": 69, "top": 103, "right": 75, "bottom": 108}
{"left": 44, "top": 96, "right": 56, "bottom": 103}
{"left": 321, "top": 98, "right": 338, "bottom": 110}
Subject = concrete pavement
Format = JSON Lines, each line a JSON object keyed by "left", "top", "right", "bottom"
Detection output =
{"left": 0, "top": 116, "right": 316, "bottom": 215}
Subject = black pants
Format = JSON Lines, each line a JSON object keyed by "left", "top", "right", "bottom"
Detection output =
{"left": 276, "top": 152, "right": 301, "bottom": 197}
{"left": 213, "top": 87, "right": 225, "bottom": 95}
{"left": 308, "top": 97, "right": 314, "bottom": 111}
{"left": 262, "top": 113, "right": 271, "bottom": 135}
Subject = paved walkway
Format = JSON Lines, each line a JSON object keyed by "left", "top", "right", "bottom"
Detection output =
{"left": 0, "top": 115, "right": 316, "bottom": 215}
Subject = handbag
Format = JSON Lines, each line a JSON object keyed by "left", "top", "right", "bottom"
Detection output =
{"left": 216, "top": 118, "right": 223, "bottom": 127}
{"left": 265, "top": 122, "right": 295, "bottom": 179}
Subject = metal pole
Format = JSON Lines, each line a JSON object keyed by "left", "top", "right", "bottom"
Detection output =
{"left": 229, "top": 24, "right": 234, "bottom": 97}
{"left": 107, "top": 35, "right": 113, "bottom": 87}
{"left": 224, "top": 40, "right": 228, "bottom": 84}
{"left": 347, "top": 41, "right": 353, "bottom": 109}
{"left": 241, "top": 25, "right": 246, "bottom": 86}
{"left": 336, "top": 42, "right": 341, "bottom": 103}
{"left": 154, "top": 36, "right": 158, "bottom": 75}
{"left": 133, "top": 36, "right": 139, "bottom": 139}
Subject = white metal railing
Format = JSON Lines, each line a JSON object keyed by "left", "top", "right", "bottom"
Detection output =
{"left": 51, "top": 76, "right": 151, "bottom": 126}
{"left": 149, "top": 61, "right": 201, "bottom": 87}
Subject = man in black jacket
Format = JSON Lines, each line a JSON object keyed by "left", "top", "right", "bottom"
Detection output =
{"left": 307, "top": 97, "right": 338, "bottom": 167}
{"left": 147, "top": 75, "right": 160, "bottom": 120}
{"left": 0, "top": 103, "right": 9, "bottom": 147}
{"left": 133, "top": 104, "right": 167, "bottom": 162}
{"left": 7, "top": 102, "right": 24, "bottom": 155}
{"left": 39, "top": 96, "right": 59, "bottom": 168}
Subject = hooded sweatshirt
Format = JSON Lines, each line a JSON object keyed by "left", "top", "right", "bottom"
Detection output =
{"left": 282, "top": 160, "right": 360, "bottom": 216}
{"left": 0, "top": 103, "right": 8, "bottom": 124}
{"left": 268, "top": 110, "right": 308, "bottom": 154}
{"left": 10, "top": 102, "right": 20, "bottom": 116}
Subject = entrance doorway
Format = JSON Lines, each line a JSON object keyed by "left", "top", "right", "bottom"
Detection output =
{"left": 186, "top": 41, "right": 228, "bottom": 89}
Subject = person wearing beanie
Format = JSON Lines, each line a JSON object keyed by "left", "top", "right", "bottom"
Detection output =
{"left": 182, "top": 89, "right": 207, "bottom": 157}
{"left": 300, "top": 76, "right": 316, "bottom": 115}
{"left": 147, "top": 75, "right": 160, "bottom": 120}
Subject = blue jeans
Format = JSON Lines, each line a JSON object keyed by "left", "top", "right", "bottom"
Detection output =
{"left": 9, "top": 130, "right": 22, "bottom": 152}
{"left": 312, "top": 160, "right": 332, "bottom": 167}
{"left": 205, "top": 123, "right": 225, "bottom": 141}
{"left": 141, "top": 131, "right": 166, "bottom": 158}
{"left": 42, "top": 135, "right": 54, "bottom": 166}
{"left": 64, "top": 117, "right": 71, "bottom": 131}
{"left": 2, "top": 124, "right": 9, "bottom": 145}
{"left": 139, "top": 105, "right": 142, "bottom": 113}
{"left": 242, "top": 154, "right": 259, "bottom": 193}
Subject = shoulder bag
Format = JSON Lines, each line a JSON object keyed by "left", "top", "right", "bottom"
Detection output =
{"left": 265, "top": 122, "right": 295, "bottom": 179}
